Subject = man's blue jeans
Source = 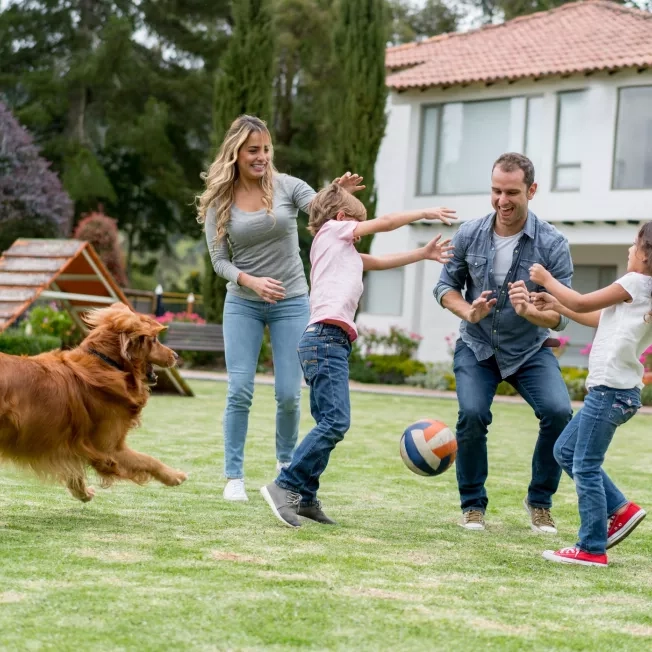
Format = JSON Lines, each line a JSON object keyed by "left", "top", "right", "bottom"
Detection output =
{"left": 222, "top": 293, "right": 309, "bottom": 479}
{"left": 453, "top": 340, "right": 572, "bottom": 513}
{"left": 276, "top": 323, "right": 351, "bottom": 505}
{"left": 554, "top": 385, "right": 640, "bottom": 554}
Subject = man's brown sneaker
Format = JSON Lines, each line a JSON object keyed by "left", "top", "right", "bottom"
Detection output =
{"left": 459, "top": 509, "right": 486, "bottom": 530}
{"left": 523, "top": 497, "right": 557, "bottom": 534}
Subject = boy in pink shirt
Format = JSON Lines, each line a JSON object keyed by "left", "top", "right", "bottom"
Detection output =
{"left": 261, "top": 183, "right": 457, "bottom": 527}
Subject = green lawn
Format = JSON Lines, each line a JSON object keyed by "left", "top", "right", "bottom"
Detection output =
{"left": 1, "top": 381, "right": 651, "bottom": 651}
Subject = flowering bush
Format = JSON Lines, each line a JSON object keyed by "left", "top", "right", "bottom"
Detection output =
{"left": 350, "top": 325, "right": 425, "bottom": 385}
{"left": 155, "top": 311, "right": 206, "bottom": 326}
{"left": 0, "top": 101, "right": 73, "bottom": 252}
{"left": 74, "top": 211, "right": 128, "bottom": 286}
{"left": 26, "top": 304, "right": 82, "bottom": 348}
{"left": 357, "top": 325, "right": 423, "bottom": 359}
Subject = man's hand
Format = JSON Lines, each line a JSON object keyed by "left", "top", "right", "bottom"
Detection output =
{"left": 508, "top": 280, "right": 532, "bottom": 317}
{"left": 529, "top": 263, "right": 552, "bottom": 287}
{"left": 467, "top": 290, "right": 497, "bottom": 323}
{"left": 531, "top": 291, "right": 559, "bottom": 312}
{"left": 334, "top": 171, "right": 365, "bottom": 194}
{"left": 421, "top": 235, "right": 454, "bottom": 264}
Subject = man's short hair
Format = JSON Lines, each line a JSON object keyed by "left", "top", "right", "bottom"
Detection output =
{"left": 493, "top": 153, "right": 535, "bottom": 188}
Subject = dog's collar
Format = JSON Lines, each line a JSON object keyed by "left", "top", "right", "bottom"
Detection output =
{"left": 87, "top": 348, "right": 124, "bottom": 372}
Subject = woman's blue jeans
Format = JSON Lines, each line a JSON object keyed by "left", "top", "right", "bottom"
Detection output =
{"left": 222, "top": 293, "right": 309, "bottom": 479}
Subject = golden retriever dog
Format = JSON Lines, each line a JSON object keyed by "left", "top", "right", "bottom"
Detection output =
{"left": 0, "top": 302, "right": 187, "bottom": 502}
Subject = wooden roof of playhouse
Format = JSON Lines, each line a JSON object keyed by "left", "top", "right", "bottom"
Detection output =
{"left": 0, "top": 238, "right": 192, "bottom": 396}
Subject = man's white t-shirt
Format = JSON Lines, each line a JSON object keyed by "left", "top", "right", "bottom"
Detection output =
{"left": 586, "top": 272, "right": 652, "bottom": 390}
{"left": 492, "top": 230, "right": 523, "bottom": 286}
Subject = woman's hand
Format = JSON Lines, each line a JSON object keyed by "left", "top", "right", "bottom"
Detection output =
{"left": 421, "top": 235, "right": 454, "bottom": 264}
{"left": 334, "top": 171, "right": 365, "bottom": 194}
{"left": 244, "top": 275, "right": 286, "bottom": 303}
{"left": 529, "top": 263, "right": 552, "bottom": 287}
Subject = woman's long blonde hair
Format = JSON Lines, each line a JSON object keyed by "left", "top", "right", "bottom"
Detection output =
{"left": 196, "top": 115, "right": 276, "bottom": 243}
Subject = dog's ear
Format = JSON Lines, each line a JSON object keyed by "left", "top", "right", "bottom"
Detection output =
{"left": 119, "top": 333, "right": 148, "bottom": 361}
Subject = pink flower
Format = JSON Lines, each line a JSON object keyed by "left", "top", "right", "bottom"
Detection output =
{"left": 580, "top": 343, "right": 592, "bottom": 356}
{"left": 558, "top": 336, "right": 570, "bottom": 347}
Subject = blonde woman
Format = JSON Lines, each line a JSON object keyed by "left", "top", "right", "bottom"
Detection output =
{"left": 197, "top": 114, "right": 363, "bottom": 501}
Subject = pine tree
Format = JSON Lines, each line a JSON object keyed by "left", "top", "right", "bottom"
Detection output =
{"left": 327, "top": 0, "right": 388, "bottom": 256}
{"left": 204, "top": 0, "right": 276, "bottom": 323}
{"left": 0, "top": 102, "right": 74, "bottom": 253}
{"left": 0, "top": 0, "right": 230, "bottom": 275}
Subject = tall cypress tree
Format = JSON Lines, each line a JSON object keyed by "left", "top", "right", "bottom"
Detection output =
{"left": 327, "top": 0, "right": 388, "bottom": 256}
{"left": 204, "top": 0, "right": 276, "bottom": 323}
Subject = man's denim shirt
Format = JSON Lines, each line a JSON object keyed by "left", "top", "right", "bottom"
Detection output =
{"left": 434, "top": 210, "right": 573, "bottom": 378}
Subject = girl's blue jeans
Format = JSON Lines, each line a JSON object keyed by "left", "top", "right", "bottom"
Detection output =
{"left": 554, "top": 385, "right": 640, "bottom": 554}
{"left": 222, "top": 293, "right": 309, "bottom": 479}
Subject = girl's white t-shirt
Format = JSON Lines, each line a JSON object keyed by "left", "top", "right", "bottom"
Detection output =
{"left": 586, "top": 272, "right": 652, "bottom": 390}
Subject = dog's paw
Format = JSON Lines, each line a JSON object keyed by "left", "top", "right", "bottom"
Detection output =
{"left": 81, "top": 486, "right": 96, "bottom": 502}
{"left": 164, "top": 470, "right": 188, "bottom": 487}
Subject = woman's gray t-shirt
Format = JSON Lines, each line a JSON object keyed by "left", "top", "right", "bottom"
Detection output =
{"left": 205, "top": 174, "right": 316, "bottom": 301}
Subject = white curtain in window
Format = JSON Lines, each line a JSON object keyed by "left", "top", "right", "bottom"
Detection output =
{"left": 437, "top": 99, "right": 512, "bottom": 194}
{"left": 362, "top": 269, "right": 404, "bottom": 316}
{"left": 614, "top": 86, "right": 652, "bottom": 189}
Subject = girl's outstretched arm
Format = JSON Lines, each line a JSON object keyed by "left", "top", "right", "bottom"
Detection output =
{"left": 530, "top": 263, "right": 631, "bottom": 312}
{"left": 361, "top": 235, "right": 453, "bottom": 271}
{"left": 531, "top": 291, "right": 602, "bottom": 328}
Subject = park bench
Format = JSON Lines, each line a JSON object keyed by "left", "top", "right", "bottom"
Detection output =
{"left": 164, "top": 322, "right": 225, "bottom": 353}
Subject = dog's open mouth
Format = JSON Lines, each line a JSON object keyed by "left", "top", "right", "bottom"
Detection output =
{"left": 146, "top": 363, "right": 158, "bottom": 385}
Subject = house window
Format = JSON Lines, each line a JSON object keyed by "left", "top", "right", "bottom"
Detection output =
{"left": 417, "top": 96, "right": 543, "bottom": 196}
{"left": 561, "top": 264, "right": 617, "bottom": 368}
{"left": 524, "top": 96, "right": 544, "bottom": 175}
{"left": 553, "top": 90, "right": 586, "bottom": 191}
{"left": 613, "top": 86, "right": 652, "bottom": 190}
{"left": 361, "top": 268, "right": 404, "bottom": 316}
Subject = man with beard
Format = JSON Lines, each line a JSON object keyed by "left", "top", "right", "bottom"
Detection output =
{"left": 435, "top": 153, "right": 573, "bottom": 533}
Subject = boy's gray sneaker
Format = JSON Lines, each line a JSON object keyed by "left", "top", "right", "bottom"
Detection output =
{"left": 298, "top": 501, "right": 337, "bottom": 525}
{"left": 260, "top": 483, "right": 302, "bottom": 528}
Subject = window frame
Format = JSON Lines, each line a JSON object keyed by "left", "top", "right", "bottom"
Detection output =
{"left": 360, "top": 267, "right": 405, "bottom": 317}
{"left": 552, "top": 89, "right": 586, "bottom": 192}
{"left": 416, "top": 95, "right": 544, "bottom": 197}
{"left": 611, "top": 84, "right": 652, "bottom": 191}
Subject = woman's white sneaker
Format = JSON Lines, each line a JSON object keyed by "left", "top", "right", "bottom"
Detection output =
{"left": 223, "top": 478, "right": 248, "bottom": 502}
{"left": 276, "top": 460, "right": 291, "bottom": 473}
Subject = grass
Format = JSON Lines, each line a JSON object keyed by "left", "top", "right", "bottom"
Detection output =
{"left": 1, "top": 381, "right": 651, "bottom": 651}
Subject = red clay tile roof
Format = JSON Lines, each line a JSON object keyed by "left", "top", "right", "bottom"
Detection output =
{"left": 386, "top": 0, "right": 652, "bottom": 90}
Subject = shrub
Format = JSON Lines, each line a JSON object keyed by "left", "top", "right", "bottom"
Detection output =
{"left": 73, "top": 211, "right": 128, "bottom": 286}
{"left": 641, "top": 384, "right": 652, "bottom": 406}
{"left": 0, "top": 331, "right": 61, "bottom": 355}
{"left": 0, "top": 101, "right": 73, "bottom": 252}
{"left": 26, "top": 304, "right": 82, "bottom": 348}
{"left": 350, "top": 354, "right": 426, "bottom": 385}
{"left": 406, "top": 362, "right": 454, "bottom": 391}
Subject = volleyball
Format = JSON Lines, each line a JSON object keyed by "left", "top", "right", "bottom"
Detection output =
{"left": 399, "top": 418, "right": 457, "bottom": 476}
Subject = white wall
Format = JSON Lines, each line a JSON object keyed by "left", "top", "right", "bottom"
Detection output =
{"left": 357, "top": 70, "right": 652, "bottom": 363}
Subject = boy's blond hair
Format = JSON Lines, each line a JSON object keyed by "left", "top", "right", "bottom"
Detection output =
{"left": 308, "top": 183, "right": 367, "bottom": 236}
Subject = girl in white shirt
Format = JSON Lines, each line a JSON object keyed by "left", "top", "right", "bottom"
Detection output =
{"left": 528, "top": 222, "right": 652, "bottom": 567}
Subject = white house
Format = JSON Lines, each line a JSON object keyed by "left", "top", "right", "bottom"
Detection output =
{"left": 357, "top": 0, "right": 652, "bottom": 368}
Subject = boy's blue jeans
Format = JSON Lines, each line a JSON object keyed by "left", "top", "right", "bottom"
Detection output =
{"left": 222, "top": 293, "right": 310, "bottom": 479}
{"left": 554, "top": 385, "right": 640, "bottom": 554}
{"left": 276, "top": 323, "right": 352, "bottom": 505}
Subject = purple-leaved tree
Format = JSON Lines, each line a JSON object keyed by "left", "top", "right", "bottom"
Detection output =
{"left": 0, "top": 101, "right": 73, "bottom": 253}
